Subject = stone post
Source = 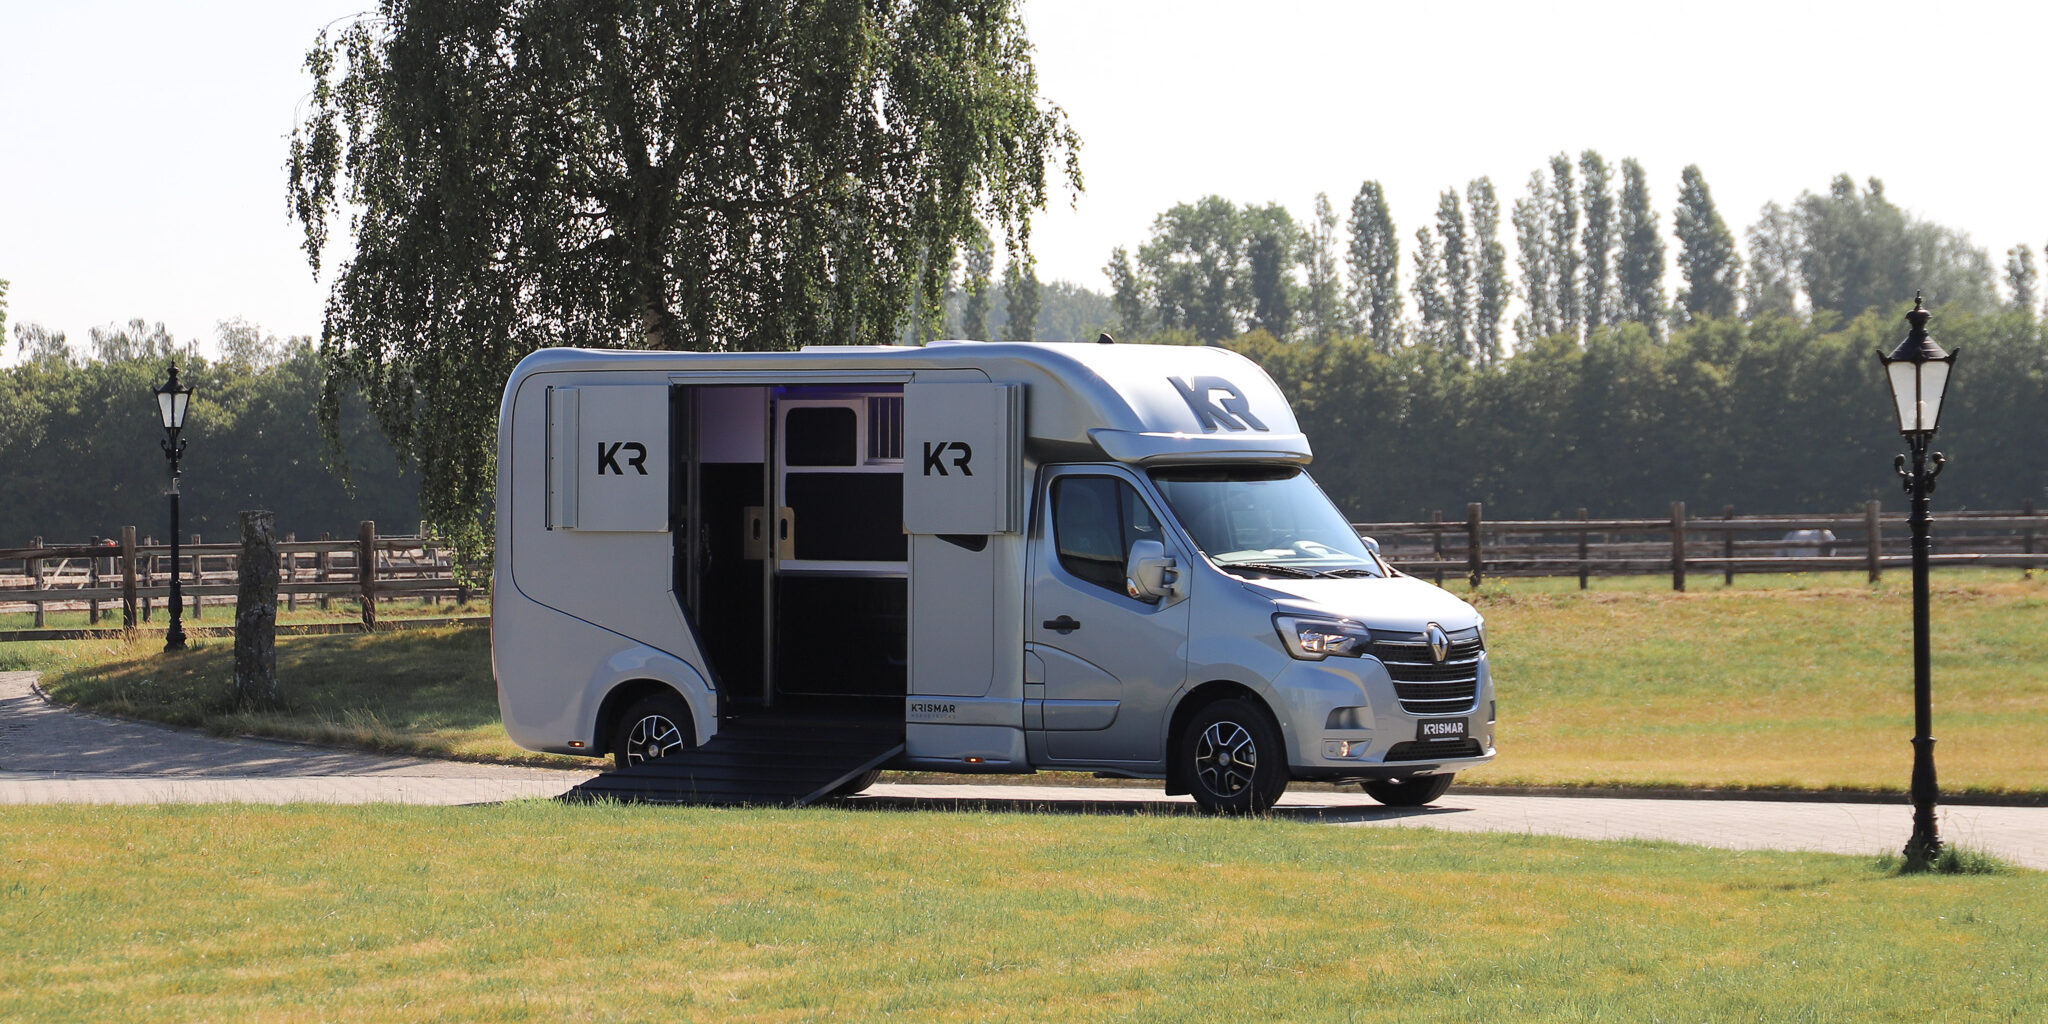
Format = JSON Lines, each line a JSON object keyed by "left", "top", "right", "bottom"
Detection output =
{"left": 233, "top": 511, "right": 280, "bottom": 710}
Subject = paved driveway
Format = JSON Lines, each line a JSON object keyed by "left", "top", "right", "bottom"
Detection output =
{"left": 4, "top": 671, "right": 2043, "bottom": 868}
{"left": 0, "top": 671, "right": 597, "bottom": 805}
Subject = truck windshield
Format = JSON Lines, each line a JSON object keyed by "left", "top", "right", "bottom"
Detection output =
{"left": 1149, "top": 466, "right": 1384, "bottom": 578}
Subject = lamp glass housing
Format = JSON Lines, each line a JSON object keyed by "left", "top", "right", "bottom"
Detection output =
{"left": 1883, "top": 353, "right": 1951, "bottom": 435}
{"left": 156, "top": 369, "right": 191, "bottom": 431}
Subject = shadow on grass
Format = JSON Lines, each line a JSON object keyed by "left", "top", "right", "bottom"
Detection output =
{"left": 589, "top": 789, "right": 1469, "bottom": 824}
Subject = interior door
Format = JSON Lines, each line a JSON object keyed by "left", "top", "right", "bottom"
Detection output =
{"left": 1027, "top": 467, "right": 1190, "bottom": 764}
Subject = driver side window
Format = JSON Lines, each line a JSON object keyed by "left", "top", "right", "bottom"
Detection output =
{"left": 1053, "top": 475, "right": 1160, "bottom": 594}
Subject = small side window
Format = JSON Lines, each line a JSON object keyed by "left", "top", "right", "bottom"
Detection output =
{"left": 1053, "top": 476, "right": 1160, "bottom": 595}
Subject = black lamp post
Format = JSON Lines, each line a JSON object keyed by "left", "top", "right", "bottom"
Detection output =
{"left": 1879, "top": 293, "right": 1956, "bottom": 868}
{"left": 155, "top": 364, "right": 194, "bottom": 653}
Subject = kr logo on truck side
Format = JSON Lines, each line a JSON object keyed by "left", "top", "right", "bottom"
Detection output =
{"left": 596, "top": 441, "right": 648, "bottom": 475}
{"left": 922, "top": 441, "right": 974, "bottom": 476}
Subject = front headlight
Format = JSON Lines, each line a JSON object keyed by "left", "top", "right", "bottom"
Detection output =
{"left": 1273, "top": 615, "right": 1371, "bottom": 660}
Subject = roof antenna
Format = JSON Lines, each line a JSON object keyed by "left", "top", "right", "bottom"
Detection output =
{"left": 1097, "top": 332, "right": 1115, "bottom": 344}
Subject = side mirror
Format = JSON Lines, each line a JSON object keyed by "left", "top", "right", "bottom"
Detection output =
{"left": 1124, "top": 538, "right": 1180, "bottom": 603}
{"left": 1360, "top": 535, "right": 1381, "bottom": 556}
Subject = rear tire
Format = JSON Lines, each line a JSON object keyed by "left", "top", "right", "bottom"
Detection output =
{"left": 610, "top": 690, "right": 695, "bottom": 769}
{"left": 829, "top": 769, "right": 883, "bottom": 797}
{"left": 1363, "top": 772, "right": 1455, "bottom": 807}
{"left": 1179, "top": 698, "right": 1289, "bottom": 814}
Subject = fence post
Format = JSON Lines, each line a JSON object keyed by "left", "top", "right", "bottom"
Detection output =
{"left": 142, "top": 539, "right": 154, "bottom": 622}
{"left": 2024, "top": 498, "right": 2037, "bottom": 579}
{"left": 1466, "top": 503, "right": 1484, "bottom": 589}
{"left": 284, "top": 533, "right": 297, "bottom": 612}
{"left": 189, "top": 532, "right": 202, "bottom": 620}
{"left": 317, "top": 533, "right": 332, "bottom": 610}
{"left": 1722, "top": 505, "right": 1736, "bottom": 586}
{"left": 121, "top": 527, "right": 138, "bottom": 628}
{"left": 30, "top": 536, "right": 44, "bottom": 628}
{"left": 1866, "top": 500, "right": 1883, "bottom": 583}
{"left": 1671, "top": 501, "right": 1688, "bottom": 592}
{"left": 1431, "top": 510, "right": 1445, "bottom": 586}
{"left": 89, "top": 537, "right": 102, "bottom": 625}
{"left": 1576, "top": 508, "right": 1589, "bottom": 590}
{"left": 359, "top": 520, "right": 378, "bottom": 630}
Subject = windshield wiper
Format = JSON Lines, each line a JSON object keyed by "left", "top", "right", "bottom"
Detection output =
{"left": 1323, "top": 567, "right": 1383, "bottom": 578}
{"left": 1220, "top": 562, "right": 1331, "bottom": 578}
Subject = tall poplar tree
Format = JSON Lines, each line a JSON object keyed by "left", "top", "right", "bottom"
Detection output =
{"left": 1548, "top": 154, "right": 1581, "bottom": 339}
{"left": 1744, "top": 201, "right": 1800, "bottom": 318}
{"left": 1578, "top": 151, "right": 1615, "bottom": 330}
{"left": 1674, "top": 164, "right": 1739, "bottom": 322}
{"left": 1001, "top": 255, "right": 1041, "bottom": 343}
{"left": 1615, "top": 158, "right": 1666, "bottom": 331}
{"left": 286, "top": 0, "right": 1079, "bottom": 547}
{"left": 1436, "top": 189, "right": 1472, "bottom": 357}
{"left": 1104, "top": 246, "right": 1148, "bottom": 336}
{"left": 959, "top": 227, "right": 995, "bottom": 340}
{"left": 1513, "top": 170, "right": 1555, "bottom": 343}
{"left": 1243, "top": 203, "right": 1301, "bottom": 340}
{"left": 1467, "top": 177, "right": 1507, "bottom": 365}
{"left": 1410, "top": 227, "right": 1448, "bottom": 349}
{"left": 1301, "top": 193, "right": 1342, "bottom": 343}
{"left": 2007, "top": 245, "right": 2039, "bottom": 317}
{"left": 1346, "top": 180, "right": 1403, "bottom": 350}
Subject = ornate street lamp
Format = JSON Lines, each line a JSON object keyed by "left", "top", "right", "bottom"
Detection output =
{"left": 155, "top": 364, "right": 194, "bottom": 652}
{"left": 1879, "top": 293, "right": 1956, "bottom": 868}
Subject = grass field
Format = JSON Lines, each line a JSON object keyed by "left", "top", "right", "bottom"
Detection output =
{"left": 14, "top": 570, "right": 2048, "bottom": 793}
{"left": 1459, "top": 570, "right": 2048, "bottom": 795}
{"left": 0, "top": 802, "right": 2038, "bottom": 1023}
{"left": 0, "top": 598, "right": 487, "bottom": 633}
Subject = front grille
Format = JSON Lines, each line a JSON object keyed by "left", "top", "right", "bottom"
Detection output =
{"left": 1383, "top": 738, "right": 1484, "bottom": 762}
{"left": 1370, "top": 631, "right": 1482, "bottom": 714}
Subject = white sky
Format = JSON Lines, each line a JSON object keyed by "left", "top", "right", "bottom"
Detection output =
{"left": 4, "top": 0, "right": 2046, "bottom": 363}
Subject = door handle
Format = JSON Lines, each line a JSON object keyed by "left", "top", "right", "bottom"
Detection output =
{"left": 1042, "top": 615, "right": 1081, "bottom": 635}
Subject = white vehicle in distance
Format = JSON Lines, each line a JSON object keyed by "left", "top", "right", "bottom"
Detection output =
{"left": 492, "top": 339, "right": 1494, "bottom": 812}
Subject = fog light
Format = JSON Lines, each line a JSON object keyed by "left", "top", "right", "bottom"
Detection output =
{"left": 568, "top": 741, "right": 585, "bottom": 748}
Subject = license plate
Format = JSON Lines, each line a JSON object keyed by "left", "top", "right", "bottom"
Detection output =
{"left": 1417, "top": 718, "right": 1468, "bottom": 741}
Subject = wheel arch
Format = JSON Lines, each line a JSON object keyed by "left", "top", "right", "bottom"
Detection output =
{"left": 593, "top": 679, "right": 697, "bottom": 759}
{"left": 1163, "top": 680, "right": 1278, "bottom": 796}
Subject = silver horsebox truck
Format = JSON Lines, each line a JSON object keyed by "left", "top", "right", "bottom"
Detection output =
{"left": 491, "top": 340, "right": 1495, "bottom": 812}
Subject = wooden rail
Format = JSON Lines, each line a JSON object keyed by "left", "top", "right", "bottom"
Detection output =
{"left": 1355, "top": 500, "right": 2048, "bottom": 590}
{"left": 0, "top": 520, "right": 474, "bottom": 637}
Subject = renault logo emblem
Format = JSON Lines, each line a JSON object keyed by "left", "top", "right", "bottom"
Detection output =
{"left": 1425, "top": 622, "right": 1450, "bottom": 663}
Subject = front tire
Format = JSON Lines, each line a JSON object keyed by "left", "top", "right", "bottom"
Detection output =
{"left": 1180, "top": 698, "right": 1289, "bottom": 814}
{"left": 1363, "top": 772, "right": 1455, "bottom": 807}
{"left": 610, "top": 690, "right": 695, "bottom": 769}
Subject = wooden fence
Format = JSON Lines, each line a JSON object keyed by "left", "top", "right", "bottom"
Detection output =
{"left": 0, "top": 521, "right": 472, "bottom": 637}
{"left": 1356, "top": 500, "right": 2046, "bottom": 590}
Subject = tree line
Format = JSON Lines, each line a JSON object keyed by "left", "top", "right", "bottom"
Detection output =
{"left": 1230, "top": 308, "right": 2045, "bottom": 523}
{"left": 1077, "top": 156, "right": 2031, "bottom": 352}
{"left": 0, "top": 319, "right": 420, "bottom": 548}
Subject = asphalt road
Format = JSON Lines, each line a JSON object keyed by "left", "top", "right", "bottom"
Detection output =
{"left": 5, "top": 671, "right": 2042, "bottom": 868}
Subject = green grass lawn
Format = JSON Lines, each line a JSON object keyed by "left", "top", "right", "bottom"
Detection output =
{"left": 13, "top": 570, "right": 2048, "bottom": 793}
{"left": 0, "top": 598, "right": 487, "bottom": 633}
{"left": 1458, "top": 570, "right": 2048, "bottom": 795}
{"left": 0, "top": 803, "right": 2038, "bottom": 1023}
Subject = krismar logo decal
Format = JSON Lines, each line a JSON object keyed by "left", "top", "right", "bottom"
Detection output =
{"left": 907, "top": 702, "right": 958, "bottom": 719}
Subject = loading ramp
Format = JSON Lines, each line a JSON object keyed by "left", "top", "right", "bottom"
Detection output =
{"left": 561, "top": 703, "right": 904, "bottom": 807}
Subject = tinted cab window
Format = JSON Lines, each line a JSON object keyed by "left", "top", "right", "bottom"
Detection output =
{"left": 1053, "top": 476, "right": 1160, "bottom": 593}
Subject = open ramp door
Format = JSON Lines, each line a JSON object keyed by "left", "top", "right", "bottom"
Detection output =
{"left": 562, "top": 706, "right": 903, "bottom": 806}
